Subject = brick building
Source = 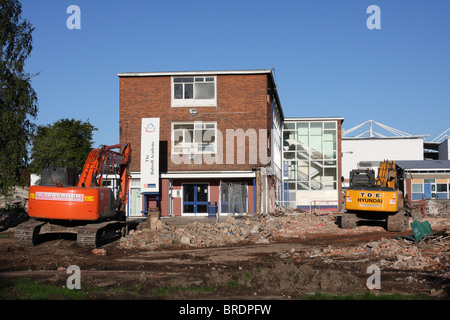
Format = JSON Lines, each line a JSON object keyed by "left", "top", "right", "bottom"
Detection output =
{"left": 118, "top": 70, "right": 284, "bottom": 217}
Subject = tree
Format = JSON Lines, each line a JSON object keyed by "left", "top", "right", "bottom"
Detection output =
{"left": 30, "top": 119, "right": 98, "bottom": 173}
{"left": 0, "top": 0, "right": 38, "bottom": 196}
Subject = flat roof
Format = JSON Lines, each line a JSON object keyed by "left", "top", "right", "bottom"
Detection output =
{"left": 117, "top": 69, "right": 274, "bottom": 77}
{"left": 285, "top": 117, "right": 344, "bottom": 122}
{"left": 396, "top": 160, "right": 450, "bottom": 170}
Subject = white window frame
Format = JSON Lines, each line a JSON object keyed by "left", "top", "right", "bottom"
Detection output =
{"left": 171, "top": 76, "right": 217, "bottom": 107}
{"left": 171, "top": 121, "right": 217, "bottom": 154}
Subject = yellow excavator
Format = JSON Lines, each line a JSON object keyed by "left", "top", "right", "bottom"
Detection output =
{"left": 342, "top": 160, "right": 410, "bottom": 232}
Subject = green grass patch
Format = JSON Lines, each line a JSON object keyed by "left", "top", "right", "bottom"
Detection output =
{"left": 152, "top": 285, "right": 214, "bottom": 296}
{"left": 0, "top": 278, "right": 86, "bottom": 300}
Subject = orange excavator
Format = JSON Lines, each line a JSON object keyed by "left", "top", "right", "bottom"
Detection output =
{"left": 15, "top": 143, "right": 131, "bottom": 248}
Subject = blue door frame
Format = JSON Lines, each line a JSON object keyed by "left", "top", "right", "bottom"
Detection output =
{"left": 183, "top": 184, "right": 208, "bottom": 214}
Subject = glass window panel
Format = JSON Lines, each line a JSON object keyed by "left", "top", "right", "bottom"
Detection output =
{"left": 284, "top": 123, "right": 295, "bottom": 129}
{"left": 437, "top": 184, "right": 448, "bottom": 192}
{"left": 311, "top": 161, "right": 324, "bottom": 181}
{"left": 184, "top": 83, "right": 193, "bottom": 99}
{"left": 297, "top": 123, "right": 308, "bottom": 135}
{"left": 182, "top": 77, "right": 194, "bottom": 83}
{"left": 324, "top": 130, "right": 336, "bottom": 143}
{"left": 297, "top": 134, "right": 308, "bottom": 146}
{"left": 174, "top": 84, "right": 183, "bottom": 99}
{"left": 297, "top": 182, "right": 309, "bottom": 190}
{"left": 288, "top": 161, "right": 296, "bottom": 180}
{"left": 310, "top": 135, "right": 322, "bottom": 153}
{"left": 324, "top": 167, "right": 337, "bottom": 180}
{"left": 324, "top": 122, "right": 336, "bottom": 129}
{"left": 296, "top": 152, "right": 308, "bottom": 160}
{"left": 412, "top": 184, "right": 423, "bottom": 193}
{"left": 195, "top": 77, "right": 204, "bottom": 82}
{"left": 284, "top": 152, "right": 295, "bottom": 159}
{"left": 197, "top": 185, "right": 208, "bottom": 202}
{"left": 184, "top": 185, "right": 195, "bottom": 202}
{"left": 323, "top": 150, "right": 336, "bottom": 160}
{"left": 283, "top": 131, "right": 295, "bottom": 140}
{"left": 297, "top": 161, "right": 309, "bottom": 181}
{"left": 205, "top": 77, "right": 215, "bottom": 82}
{"left": 195, "top": 83, "right": 215, "bottom": 99}
{"left": 324, "top": 160, "right": 337, "bottom": 166}
{"left": 310, "top": 122, "right": 322, "bottom": 135}
{"left": 173, "top": 77, "right": 183, "bottom": 83}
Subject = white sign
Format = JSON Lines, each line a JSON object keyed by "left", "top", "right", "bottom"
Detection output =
{"left": 141, "top": 118, "right": 160, "bottom": 193}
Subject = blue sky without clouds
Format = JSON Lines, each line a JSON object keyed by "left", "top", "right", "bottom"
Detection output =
{"left": 20, "top": 0, "right": 450, "bottom": 146}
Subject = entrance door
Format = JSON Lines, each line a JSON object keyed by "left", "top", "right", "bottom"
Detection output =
{"left": 183, "top": 184, "right": 208, "bottom": 214}
{"left": 424, "top": 183, "right": 432, "bottom": 199}
{"left": 128, "top": 188, "right": 142, "bottom": 216}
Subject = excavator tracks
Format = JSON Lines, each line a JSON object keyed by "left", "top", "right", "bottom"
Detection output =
{"left": 77, "top": 221, "right": 126, "bottom": 248}
{"left": 14, "top": 219, "right": 126, "bottom": 249}
{"left": 14, "top": 219, "right": 47, "bottom": 246}
{"left": 386, "top": 211, "right": 410, "bottom": 232}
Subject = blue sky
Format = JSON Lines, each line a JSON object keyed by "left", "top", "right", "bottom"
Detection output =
{"left": 20, "top": 0, "right": 450, "bottom": 146}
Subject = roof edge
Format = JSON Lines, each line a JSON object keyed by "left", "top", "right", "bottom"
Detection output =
{"left": 117, "top": 69, "right": 273, "bottom": 77}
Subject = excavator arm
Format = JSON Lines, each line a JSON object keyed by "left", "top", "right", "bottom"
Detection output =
{"left": 77, "top": 143, "right": 131, "bottom": 211}
{"left": 375, "top": 160, "right": 398, "bottom": 189}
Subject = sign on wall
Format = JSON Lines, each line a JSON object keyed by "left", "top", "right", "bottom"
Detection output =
{"left": 141, "top": 118, "right": 160, "bottom": 193}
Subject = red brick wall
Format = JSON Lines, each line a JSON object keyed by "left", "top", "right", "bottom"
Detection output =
{"left": 120, "top": 73, "right": 275, "bottom": 173}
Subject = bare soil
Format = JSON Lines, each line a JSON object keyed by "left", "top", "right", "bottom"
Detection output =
{"left": 1, "top": 216, "right": 449, "bottom": 300}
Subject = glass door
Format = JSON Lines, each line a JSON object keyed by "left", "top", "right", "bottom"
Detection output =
{"left": 183, "top": 184, "right": 208, "bottom": 214}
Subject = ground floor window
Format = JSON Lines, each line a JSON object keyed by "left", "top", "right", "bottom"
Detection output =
{"left": 411, "top": 179, "right": 450, "bottom": 200}
{"left": 220, "top": 182, "right": 247, "bottom": 215}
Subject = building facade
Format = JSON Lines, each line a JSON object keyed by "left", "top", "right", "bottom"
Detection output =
{"left": 396, "top": 160, "right": 450, "bottom": 200}
{"left": 341, "top": 120, "right": 427, "bottom": 185}
{"left": 119, "top": 70, "right": 283, "bottom": 217}
{"left": 282, "top": 117, "right": 344, "bottom": 210}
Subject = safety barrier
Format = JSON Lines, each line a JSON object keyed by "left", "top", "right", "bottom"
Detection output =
{"left": 309, "top": 200, "right": 344, "bottom": 215}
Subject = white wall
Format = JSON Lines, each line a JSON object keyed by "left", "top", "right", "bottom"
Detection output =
{"left": 342, "top": 137, "right": 424, "bottom": 182}
{"left": 296, "top": 190, "right": 339, "bottom": 208}
{"left": 438, "top": 139, "right": 449, "bottom": 160}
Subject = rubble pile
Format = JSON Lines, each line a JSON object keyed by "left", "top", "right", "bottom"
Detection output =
{"left": 279, "top": 233, "right": 450, "bottom": 272}
{"left": 0, "top": 187, "right": 29, "bottom": 209}
{"left": 120, "top": 211, "right": 450, "bottom": 252}
{"left": 119, "top": 212, "right": 341, "bottom": 249}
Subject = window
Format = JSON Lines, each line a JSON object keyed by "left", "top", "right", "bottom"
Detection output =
{"left": 172, "top": 76, "right": 216, "bottom": 107}
{"left": 172, "top": 122, "right": 216, "bottom": 154}
{"left": 282, "top": 121, "right": 339, "bottom": 191}
{"left": 412, "top": 183, "right": 423, "bottom": 193}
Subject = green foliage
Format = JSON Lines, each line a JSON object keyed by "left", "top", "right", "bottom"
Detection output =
{"left": 0, "top": 0, "right": 38, "bottom": 196}
{"left": 30, "top": 118, "right": 97, "bottom": 173}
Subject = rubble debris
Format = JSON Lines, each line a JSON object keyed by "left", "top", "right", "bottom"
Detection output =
{"left": 276, "top": 232, "right": 450, "bottom": 272}
{"left": 120, "top": 211, "right": 450, "bottom": 256}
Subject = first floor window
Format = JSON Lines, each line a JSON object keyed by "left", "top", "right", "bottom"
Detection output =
{"left": 172, "top": 122, "right": 216, "bottom": 154}
{"left": 172, "top": 76, "right": 216, "bottom": 107}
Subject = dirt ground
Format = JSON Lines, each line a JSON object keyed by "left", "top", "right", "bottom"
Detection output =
{"left": 0, "top": 214, "right": 449, "bottom": 300}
